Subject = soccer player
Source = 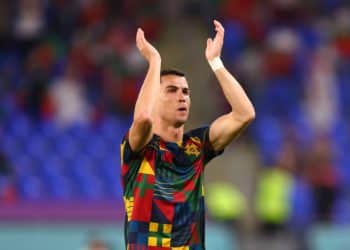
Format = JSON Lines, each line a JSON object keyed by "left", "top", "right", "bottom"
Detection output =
{"left": 120, "top": 20, "right": 255, "bottom": 250}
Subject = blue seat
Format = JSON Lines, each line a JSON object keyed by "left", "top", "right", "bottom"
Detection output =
{"left": 338, "top": 74, "right": 350, "bottom": 120}
{"left": 291, "top": 110, "right": 314, "bottom": 146}
{"left": 12, "top": 155, "right": 36, "bottom": 178}
{"left": 48, "top": 175, "right": 76, "bottom": 200}
{"left": 289, "top": 178, "right": 314, "bottom": 230}
{"left": 18, "top": 175, "right": 46, "bottom": 200}
{"left": 221, "top": 20, "right": 245, "bottom": 64}
{"left": 78, "top": 175, "right": 106, "bottom": 199}
{"left": 53, "top": 134, "right": 78, "bottom": 160}
{"left": 253, "top": 116, "right": 284, "bottom": 164}
{"left": 7, "top": 114, "right": 33, "bottom": 139}
{"left": 332, "top": 196, "right": 350, "bottom": 225}
{"left": 263, "top": 78, "right": 301, "bottom": 118}
{"left": 25, "top": 135, "right": 49, "bottom": 159}
{"left": 83, "top": 135, "right": 107, "bottom": 160}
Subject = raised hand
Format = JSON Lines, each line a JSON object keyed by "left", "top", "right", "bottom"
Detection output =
{"left": 136, "top": 28, "right": 161, "bottom": 63}
{"left": 205, "top": 20, "right": 225, "bottom": 61}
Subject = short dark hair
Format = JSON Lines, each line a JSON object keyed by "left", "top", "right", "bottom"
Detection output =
{"left": 160, "top": 69, "right": 186, "bottom": 78}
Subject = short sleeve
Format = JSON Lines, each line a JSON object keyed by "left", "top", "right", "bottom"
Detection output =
{"left": 186, "top": 125, "right": 224, "bottom": 165}
{"left": 120, "top": 131, "right": 139, "bottom": 165}
{"left": 120, "top": 131, "right": 147, "bottom": 190}
{"left": 120, "top": 131, "right": 157, "bottom": 164}
{"left": 120, "top": 131, "right": 157, "bottom": 193}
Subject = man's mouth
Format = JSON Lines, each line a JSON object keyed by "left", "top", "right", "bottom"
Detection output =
{"left": 177, "top": 107, "right": 187, "bottom": 112}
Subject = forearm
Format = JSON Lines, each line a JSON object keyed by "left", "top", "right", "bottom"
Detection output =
{"left": 204, "top": 20, "right": 255, "bottom": 150}
{"left": 214, "top": 66, "right": 255, "bottom": 119}
{"left": 133, "top": 58, "right": 161, "bottom": 120}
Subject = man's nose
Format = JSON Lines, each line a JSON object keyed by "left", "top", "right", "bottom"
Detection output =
{"left": 178, "top": 93, "right": 186, "bottom": 102}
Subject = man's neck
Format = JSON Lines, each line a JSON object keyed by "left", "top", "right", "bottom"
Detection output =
{"left": 153, "top": 120, "right": 184, "bottom": 143}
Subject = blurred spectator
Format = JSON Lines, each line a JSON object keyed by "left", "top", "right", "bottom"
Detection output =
{"left": 255, "top": 166, "right": 293, "bottom": 234}
{"left": 206, "top": 182, "right": 246, "bottom": 230}
{"left": 255, "top": 143, "right": 295, "bottom": 234}
{"left": 0, "top": 152, "right": 17, "bottom": 204}
{"left": 0, "top": 152, "right": 12, "bottom": 179}
{"left": 14, "top": 0, "right": 46, "bottom": 39}
{"left": 304, "top": 45, "right": 338, "bottom": 135}
{"left": 20, "top": 65, "right": 50, "bottom": 120}
{"left": 0, "top": 1, "right": 13, "bottom": 48}
{"left": 47, "top": 0, "right": 80, "bottom": 39}
{"left": 49, "top": 62, "right": 90, "bottom": 127}
{"left": 206, "top": 181, "right": 246, "bottom": 249}
{"left": 264, "top": 29, "right": 301, "bottom": 78}
{"left": 79, "top": 0, "right": 108, "bottom": 29}
{"left": 13, "top": 0, "right": 46, "bottom": 56}
{"left": 305, "top": 136, "right": 339, "bottom": 222}
{"left": 333, "top": 7, "right": 350, "bottom": 59}
{"left": 267, "top": 0, "right": 306, "bottom": 26}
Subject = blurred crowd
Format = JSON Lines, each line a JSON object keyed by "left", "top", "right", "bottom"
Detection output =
{"left": 1, "top": 0, "right": 350, "bottom": 240}
{"left": 0, "top": 0, "right": 163, "bottom": 125}
{"left": 0, "top": 0, "right": 164, "bottom": 202}
{"left": 215, "top": 0, "right": 350, "bottom": 230}
{"left": 204, "top": 0, "right": 350, "bottom": 239}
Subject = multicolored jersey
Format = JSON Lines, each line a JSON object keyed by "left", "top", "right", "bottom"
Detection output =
{"left": 120, "top": 126, "right": 223, "bottom": 250}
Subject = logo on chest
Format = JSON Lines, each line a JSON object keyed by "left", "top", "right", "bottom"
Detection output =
{"left": 184, "top": 137, "right": 201, "bottom": 157}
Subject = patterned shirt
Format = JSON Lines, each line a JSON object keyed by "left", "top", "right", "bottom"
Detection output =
{"left": 120, "top": 126, "right": 223, "bottom": 250}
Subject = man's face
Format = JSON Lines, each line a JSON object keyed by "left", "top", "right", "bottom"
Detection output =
{"left": 157, "top": 74, "right": 191, "bottom": 127}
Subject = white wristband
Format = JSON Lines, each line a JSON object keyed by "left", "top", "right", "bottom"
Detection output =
{"left": 208, "top": 57, "right": 224, "bottom": 71}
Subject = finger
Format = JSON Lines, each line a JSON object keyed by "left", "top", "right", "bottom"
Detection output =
{"left": 214, "top": 20, "right": 224, "bottom": 31}
{"left": 136, "top": 28, "right": 144, "bottom": 40}
{"left": 138, "top": 28, "right": 151, "bottom": 48}
{"left": 213, "top": 19, "right": 221, "bottom": 26}
{"left": 214, "top": 29, "right": 224, "bottom": 42}
{"left": 141, "top": 31, "right": 149, "bottom": 45}
{"left": 136, "top": 28, "right": 144, "bottom": 47}
{"left": 207, "top": 38, "right": 213, "bottom": 47}
{"left": 215, "top": 25, "right": 224, "bottom": 36}
{"left": 137, "top": 29, "right": 149, "bottom": 51}
{"left": 213, "top": 20, "right": 225, "bottom": 35}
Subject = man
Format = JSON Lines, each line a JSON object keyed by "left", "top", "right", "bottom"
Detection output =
{"left": 120, "top": 20, "right": 255, "bottom": 250}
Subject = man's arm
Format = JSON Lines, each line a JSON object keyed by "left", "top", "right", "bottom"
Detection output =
{"left": 206, "top": 20, "right": 255, "bottom": 152}
{"left": 129, "top": 28, "right": 161, "bottom": 152}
